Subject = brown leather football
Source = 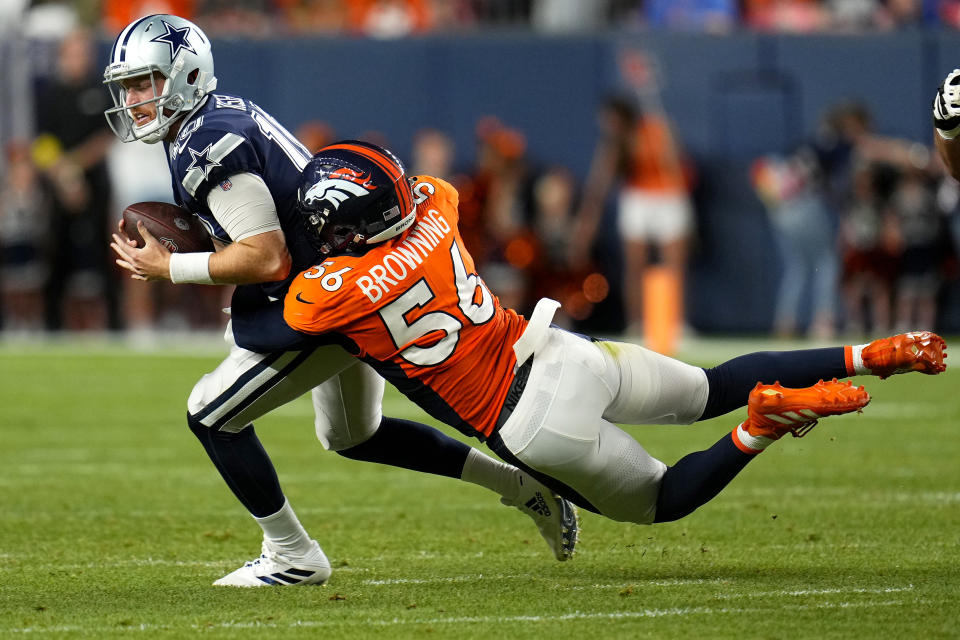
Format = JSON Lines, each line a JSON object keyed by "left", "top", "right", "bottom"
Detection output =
{"left": 121, "top": 202, "right": 214, "bottom": 253}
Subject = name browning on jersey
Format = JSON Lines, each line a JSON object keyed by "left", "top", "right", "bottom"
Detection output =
{"left": 355, "top": 208, "right": 452, "bottom": 303}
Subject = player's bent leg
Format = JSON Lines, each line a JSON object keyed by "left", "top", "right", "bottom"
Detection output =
{"left": 654, "top": 432, "right": 754, "bottom": 522}
{"left": 324, "top": 362, "right": 582, "bottom": 561}
{"left": 311, "top": 360, "right": 384, "bottom": 450}
{"left": 656, "top": 380, "right": 871, "bottom": 522}
{"left": 504, "top": 416, "right": 665, "bottom": 525}
{"left": 496, "top": 330, "right": 667, "bottom": 524}
{"left": 597, "top": 338, "right": 709, "bottom": 425}
{"left": 188, "top": 342, "right": 356, "bottom": 434}
{"left": 700, "top": 348, "right": 849, "bottom": 420}
{"left": 699, "top": 333, "right": 946, "bottom": 421}
{"left": 187, "top": 416, "right": 333, "bottom": 586}
{"left": 187, "top": 415, "right": 284, "bottom": 517}
{"left": 187, "top": 341, "right": 356, "bottom": 586}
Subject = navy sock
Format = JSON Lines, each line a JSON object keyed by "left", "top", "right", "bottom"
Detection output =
{"left": 653, "top": 432, "right": 754, "bottom": 523}
{"left": 337, "top": 417, "right": 469, "bottom": 479}
{"left": 701, "top": 347, "right": 849, "bottom": 420}
{"left": 188, "top": 414, "right": 285, "bottom": 518}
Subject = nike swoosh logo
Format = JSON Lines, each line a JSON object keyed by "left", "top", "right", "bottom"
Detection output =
{"left": 295, "top": 292, "right": 314, "bottom": 305}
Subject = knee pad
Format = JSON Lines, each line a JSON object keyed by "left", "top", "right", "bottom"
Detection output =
{"left": 602, "top": 341, "right": 709, "bottom": 425}
{"left": 310, "top": 370, "right": 383, "bottom": 451}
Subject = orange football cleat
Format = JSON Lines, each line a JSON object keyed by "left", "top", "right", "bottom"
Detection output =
{"left": 744, "top": 379, "right": 871, "bottom": 440}
{"left": 861, "top": 331, "right": 947, "bottom": 379}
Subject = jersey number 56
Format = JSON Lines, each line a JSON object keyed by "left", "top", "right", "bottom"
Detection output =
{"left": 380, "top": 241, "right": 494, "bottom": 366}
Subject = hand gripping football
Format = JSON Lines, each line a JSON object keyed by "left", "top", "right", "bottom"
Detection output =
{"left": 122, "top": 202, "right": 214, "bottom": 253}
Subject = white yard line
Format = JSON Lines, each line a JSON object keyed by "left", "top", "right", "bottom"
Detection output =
{"left": 3, "top": 598, "right": 922, "bottom": 634}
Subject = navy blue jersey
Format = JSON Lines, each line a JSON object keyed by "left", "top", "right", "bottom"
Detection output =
{"left": 164, "top": 93, "right": 317, "bottom": 351}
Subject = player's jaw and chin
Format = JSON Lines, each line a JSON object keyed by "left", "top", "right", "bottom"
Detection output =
{"left": 123, "top": 74, "right": 181, "bottom": 144}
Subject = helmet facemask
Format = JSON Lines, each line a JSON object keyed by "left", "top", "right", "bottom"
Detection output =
{"left": 103, "top": 14, "right": 217, "bottom": 145}
{"left": 104, "top": 69, "right": 180, "bottom": 144}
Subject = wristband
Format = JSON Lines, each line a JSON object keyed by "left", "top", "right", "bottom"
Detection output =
{"left": 169, "top": 251, "right": 214, "bottom": 284}
{"left": 937, "top": 125, "right": 960, "bottom": 140}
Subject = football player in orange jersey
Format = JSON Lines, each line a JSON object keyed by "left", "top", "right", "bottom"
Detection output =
{"left": 284, "top": 140, "right": 946, "bottom": 527}
{"left": 105, "top": 15, "right": 578, "bottom": 588}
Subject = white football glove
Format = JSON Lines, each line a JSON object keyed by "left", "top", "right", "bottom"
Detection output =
{"left": 933, "top": 69, "right": 960, "bottom": 139}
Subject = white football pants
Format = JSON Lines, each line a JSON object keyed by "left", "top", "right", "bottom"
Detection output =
{"left": 187, "top": 322, "right": 384, "bottom": 451}
{"left": 497, "top": 327, "right": 709, "bottom": 524}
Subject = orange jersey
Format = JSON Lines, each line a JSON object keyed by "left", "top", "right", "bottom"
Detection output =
{"left": 285, "top": 176, "right": 527, "bottom": 438}
{"left": 625, "top": 115, "right": 688, "bottom": 193}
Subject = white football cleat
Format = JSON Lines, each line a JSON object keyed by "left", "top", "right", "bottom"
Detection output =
{"left": 213, "top": 538, "right": 331, "bottom": 587}
{"left": 502, "top": 472, "right": 579, "bottom": 561}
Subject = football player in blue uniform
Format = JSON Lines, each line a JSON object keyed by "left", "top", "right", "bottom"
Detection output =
{"left": 105, "top": 14, "right": 578, "bottom": 587}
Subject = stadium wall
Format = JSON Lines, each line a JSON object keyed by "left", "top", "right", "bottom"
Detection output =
{"left": 105, "top": 31, "right": 960, "bottom": 333}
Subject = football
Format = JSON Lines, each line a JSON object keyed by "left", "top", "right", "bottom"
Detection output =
{"left": 121, "top": 201, "right": 214, "bottom": 253}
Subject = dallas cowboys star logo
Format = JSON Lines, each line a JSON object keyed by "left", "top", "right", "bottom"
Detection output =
{"left": 150, "top": 19, "right": 197, "bottom": 60}
{"left": 186, "top": 144, "right": 221, "bottom": 180}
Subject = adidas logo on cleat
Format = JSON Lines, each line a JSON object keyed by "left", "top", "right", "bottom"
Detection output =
{"left": 524, "top": 491, "right": 552, "bottom": 517}
{"left": 257, "top": 568, "right": 321, "bottom": 586}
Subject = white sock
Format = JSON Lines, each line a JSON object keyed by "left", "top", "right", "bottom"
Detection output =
{"left": 733, "top": 423, "right": 775, "bottom": 453}
{"left": 850, "top": 343, "right": 869, "bottom": 375}
{"left": 254, "top": 498, "right": 313, "bottom": 556}
{"left": 460, "top": 448, "right": 520, "bottom": 501}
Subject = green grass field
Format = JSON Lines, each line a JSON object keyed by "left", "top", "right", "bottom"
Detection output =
{"left": 1, "top": 337, "right": 958, "bottom": 639}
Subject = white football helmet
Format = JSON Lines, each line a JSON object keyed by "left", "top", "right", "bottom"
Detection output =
{"left": 103, "top": 14, "right": 217, "bottom": 144}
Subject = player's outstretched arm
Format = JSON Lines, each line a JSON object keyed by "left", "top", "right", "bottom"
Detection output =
{"left": 933, "top": 69, "right": 960, "bottom": 180}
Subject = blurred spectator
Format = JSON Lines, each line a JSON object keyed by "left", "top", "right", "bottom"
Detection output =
{"left": 874, "top": 0, "right": 927, "bottom": 29}
{"left": 824, "top": 0, "right": 883, "bottom": 31}
{"left": 346, "top": 0, "right": 433, "bottom": 37}
{"left": 426, "top": 0, "right": 478, "bottom": 30}
{"left": 1, "top": 3, "right": 32, "bottom": 184}
{"left": 643, "top": 0, "right": 738, "bottom": 32}
{"left": 838, "top": 161, "right": 899, "bottom": 336}
{"left": 811, "top": 100, "right": 937, "bottom": 335}
{"left": 410, "top": 128, "right": 456, "bottom": 180}
{"left": 194, "top": 0, "right": 275, "bottom": 37}
{"left": 940, "top": 0, "right": 960, "bottom": 27}
{"left": 742, "top": 0, "right": 827, "bottom": 31}
{"left": 469, "top": 0, "right": 532, "bottom": 26}
{"left": 531, "top": 0, "right": 612, "bottom": 32}
{"left": 570, "top": 94, "right": 694, "bottom": 353}
{"left": 276, "top": 0, "right": 348, "bottom": 34}
{"left": 887, "top": 166, "right": 942, "bottom": 331}
{"left": 101, "top": 0, "right": 196, "bottom": 35}
{"left": 936, "top": 162, "right": 960, "bottom": 279}
{"left": 750, "top": 147, "right": 838, "bottom": 339}
{"left": 0, "top": 142, "right": 50, "bottom": 332}
{"left": 524, "top": 165, "right": 610, "bottom": 326}
{"left": 454, "top": 116, "right": 531, "bottom": 311}
{"left": 33, "top": 27, "right": 121, "bottom": 332}
{"left": 295, "top": 120, "right": 336, "bottom": 154}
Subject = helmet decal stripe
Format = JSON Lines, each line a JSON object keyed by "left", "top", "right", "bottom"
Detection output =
{"left": 114, "top": 13, "right": 157, "bottom": 63}
{"left": 323, "top": 142, "right": 411, "bottom": 215}
{"left": 325, "top": 143, "right": 401, "bottom": 181}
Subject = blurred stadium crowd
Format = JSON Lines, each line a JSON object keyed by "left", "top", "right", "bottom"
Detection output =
{"left": 2, "top": 0, "right": 960, "bottom": 350}
{"left": 21, "top": 0, "right": 960, "bottom": 37}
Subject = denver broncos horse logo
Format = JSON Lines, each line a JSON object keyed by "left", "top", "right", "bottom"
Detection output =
{"left": 302, "top": 168, "right": 377, "bottom": 210}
